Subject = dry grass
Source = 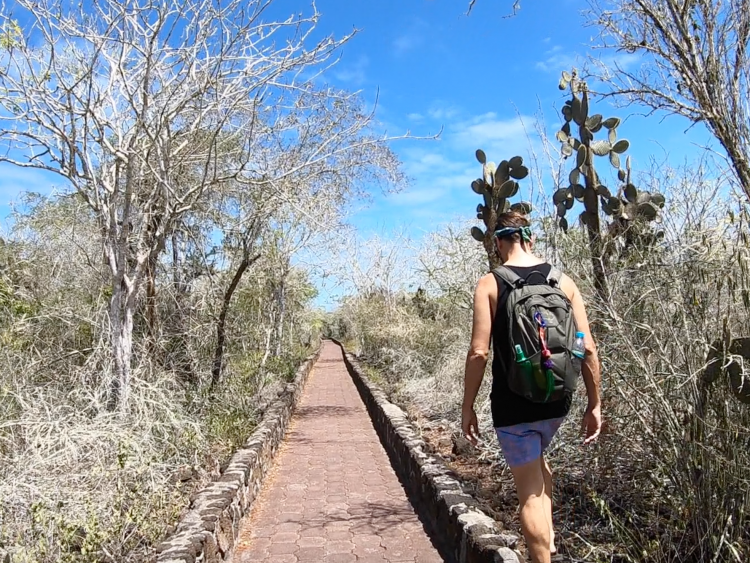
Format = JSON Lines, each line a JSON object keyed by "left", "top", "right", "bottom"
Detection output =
{"left": 331, "top": 164, "right": 750, "bottom": 563}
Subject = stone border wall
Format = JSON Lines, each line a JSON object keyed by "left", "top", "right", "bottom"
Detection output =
{"left": 155, "top": 346, "right": 322, "bottom": 563}
{"left": 333, "top": 340, "right": 523, "bottom": 563}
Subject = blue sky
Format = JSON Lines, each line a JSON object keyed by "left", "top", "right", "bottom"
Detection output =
{"left": 0, "top": 0, "right": 722, "bottom": 306}
{"left": 295, "top": 0, "right": 719, "bottom": 236}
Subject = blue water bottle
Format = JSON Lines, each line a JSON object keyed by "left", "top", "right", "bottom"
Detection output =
{"left": 572, "top": 331, "right": 585, "bottom": 371}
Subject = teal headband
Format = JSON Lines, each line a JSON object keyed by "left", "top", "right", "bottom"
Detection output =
{"left": 494, "top": 226, "right": 532, "bottom": 242}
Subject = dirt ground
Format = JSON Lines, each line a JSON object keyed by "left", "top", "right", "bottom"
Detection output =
{"left": 412, "top": 414, "right": 625, "bottom": 563}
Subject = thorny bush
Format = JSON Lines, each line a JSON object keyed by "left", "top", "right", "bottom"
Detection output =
{"left": 332, "top": 161, "right": 750, "bottom": 563}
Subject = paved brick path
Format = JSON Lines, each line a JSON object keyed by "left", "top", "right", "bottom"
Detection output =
{"left": 232, "top": 342, "right": 444, "bottom": 563}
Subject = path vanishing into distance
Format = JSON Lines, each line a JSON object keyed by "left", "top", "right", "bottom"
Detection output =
{"left": 232, "top": 341, "right": 445, "bottom": 563}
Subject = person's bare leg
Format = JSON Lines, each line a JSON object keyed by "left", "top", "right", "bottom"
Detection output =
{"left": 509, "top": 457, "right": 551, "bottom": 563}
{"left": 541, "top": 455, "right": 556, "bottom": 554}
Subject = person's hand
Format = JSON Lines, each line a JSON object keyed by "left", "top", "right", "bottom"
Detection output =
{"left": 462, "top": 405, "right": 480, "bottom": 446}
{"left": 582, "top": 403, "right": 602, "bottom": 445}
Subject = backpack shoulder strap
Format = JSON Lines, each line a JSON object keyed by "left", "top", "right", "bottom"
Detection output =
{"left": 492, "top": 265, "right": 524, "bottom": 289}
{"left": 546, "top": 266, "right": 563, "bottom": 288}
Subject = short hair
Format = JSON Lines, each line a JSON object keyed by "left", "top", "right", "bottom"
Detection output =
{"left": 494, "top": 212, "right": 531, "bottom": 243}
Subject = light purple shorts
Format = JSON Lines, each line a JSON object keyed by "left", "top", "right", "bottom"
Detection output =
{"left": 494, "top": 417, "right": 566, "bottom": 468}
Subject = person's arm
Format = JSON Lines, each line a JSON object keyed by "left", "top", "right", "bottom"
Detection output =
{"left": 563, "top": 275, "right": 602, "bottom": 444}
{"left": 462, "top": 274, "right": 494, "bottom": 445}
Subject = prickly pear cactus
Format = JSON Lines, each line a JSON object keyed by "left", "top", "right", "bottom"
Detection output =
{"left": 470, "top": 149, "right": 531, "bottom": 268}
{"left": 553, "top": 69, "right": 666, "bottom": 295}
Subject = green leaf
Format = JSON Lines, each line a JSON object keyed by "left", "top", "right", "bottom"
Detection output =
{"left": 509, "top": 156, "right": 523, "bottom": 168}
{"left": 651, "top": 192, "right": 666, "bottom": 208}
{"left": 476, "top": 149, "right": 486, "bottom": 164}
{"left": 559, "top": 217, "right": 569, "bottom": 232}
{"left": 562, "top": 121, "right": 571, "bottom": 136}
{"left": 471, "top": 179, "right": 485, "bottom": 194}
{"left": 561, "top": 143, "right": 574, "bottom": 157}
{"left": 612, "top": 139, "right": 630, "bottom": 154}
{"left": 608, "top": 128, "right": 617, "bottom": 145}
{"left": 572, "top": 183, "right": 585, "bottom": 200}
{"left": 562, "top": 105, "right": 572, "bottom": 122}
{"left": 556, "top": 202, "right": 567, "bottom": 218}
{"left": 596, "top": 184, "right": 612, "bottom": 198}
{"left": 471, "top": 226, "right": 485, "bottom": 242}
{"left": 556, "top": 130, "right": 569, "bottom": 143}
{"left": 617, "top": 169, "right": 626, "bottom": 182}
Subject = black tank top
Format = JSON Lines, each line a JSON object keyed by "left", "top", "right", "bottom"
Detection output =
{"left": 490, "top": 263, "right": 572, "bottom": 428}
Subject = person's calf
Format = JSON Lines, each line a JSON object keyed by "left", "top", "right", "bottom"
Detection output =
{"left": 509, "top": 457, "right": 552, "bottom": 563}
{"left": 541, "top": 456, "right": 556, "bottom": 554}
{"left": 519, "top": 494, "right": 552, "bottom": 563}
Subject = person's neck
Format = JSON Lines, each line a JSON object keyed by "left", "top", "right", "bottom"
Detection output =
{"left": 501, "top": 245, "right": 542, "bottom": 267}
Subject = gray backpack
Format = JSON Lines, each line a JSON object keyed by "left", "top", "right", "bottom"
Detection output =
{"left": 493, "top": 265, "right": 580, "bottom": 403}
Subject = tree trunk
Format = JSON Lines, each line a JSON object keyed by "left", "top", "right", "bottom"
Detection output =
{"left": 139, "top": 209, "right": 165, "bottom": 357}
{"left": 109, "top": 280, "right": 135, "bottom": 413}
{"left": 584, "top": 168, "right": 610, "bottom": 302}
{"left": 167, "top": 229, "right": 196, "bottom": 384}
{"left": 273, "top": 278, "right": 286, "bottom": 357}
{"left": 210, "top": 252, "right": 260, "bottom": 390}
{"left": 145, "top": 253, "right": 158, "bottom": 354}
{"left": 260, "top": 326, "right": 274, "bottom": 370}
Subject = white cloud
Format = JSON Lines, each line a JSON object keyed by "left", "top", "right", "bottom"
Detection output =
{"left": 427, "top": 103, "right": 460, "bottom": 121}
{"left": 535, "top": 45, "right": 577, "bottom": 73}
{"left": 384, "top": 111, "right": 539, "bottom": 212}
{"left": 407, "top": 113, "right": 424, "bottom": 122}
{"left": 333, "top": 55, "right": 369, "bottom": 86}
{"left": 393, "top": 34, "right": 423, "bottom": 55}
{"left": 392, "top": 18, "right": 429, "bottom": 56}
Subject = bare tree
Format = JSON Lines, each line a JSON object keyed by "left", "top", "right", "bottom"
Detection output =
{"left": 586, "top": 0, "right": 750, "bottom": 202}
{"left": 0, "top": 0, "right": 353, "bottom": 411}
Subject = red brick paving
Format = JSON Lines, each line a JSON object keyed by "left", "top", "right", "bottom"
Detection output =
{"left": 232, "top": 341, "right": 444, "bottom": 563}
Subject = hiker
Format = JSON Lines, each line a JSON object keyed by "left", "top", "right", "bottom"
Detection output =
{"left": 460, "top": 211, "right": 602, "bottom": 563}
